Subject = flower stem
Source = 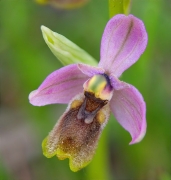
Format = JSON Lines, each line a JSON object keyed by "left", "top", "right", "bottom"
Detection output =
{"left": 108, "top": 0, "right": 131, "bottom": 18}
{"left": 86, "top": 128, "right": 111, "bottom": 180}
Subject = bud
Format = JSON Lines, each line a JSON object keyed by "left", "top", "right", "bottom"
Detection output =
{"left": 36, "top": 0, "right": 47, "bottom": 5}
{"left": 41, "top": 26, "right": 97, "bottom": 66}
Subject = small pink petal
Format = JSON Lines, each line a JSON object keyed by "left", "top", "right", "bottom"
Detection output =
{"left": 110, "top": 84, "right": 146, "bottom": 144}
{"left": 99, "top": 14, "right": 148, "bottom": 77}
{"left": 29, "top": 64, "right": 88, "bottom": 106}
{"left": 78, "top": 63, "right": 105, "bottom": 77}
{"left": 109, "top": 74, "right": 130, "bottom": 90}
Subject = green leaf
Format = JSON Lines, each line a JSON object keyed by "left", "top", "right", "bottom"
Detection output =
{"left": 41, "top": 26, "right": 97, "bottom": 66}
{"left": 109, "top": 0, "right": 131, "bottom": 18}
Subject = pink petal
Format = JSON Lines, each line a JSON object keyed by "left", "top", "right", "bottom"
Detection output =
{"left": 98, "top": 14, "right": 148, "bottom": 77}
{"left": 110, "top": 84, "right": 146, "bottom": 144}
{"left": 29, "top": 64, "right": 88, "bottom": 106}
{"left": 78, "top": 63, "right": 105, "bottom": 77}
{"left": 109, "top": 74, "right": 130, "bottom": 90}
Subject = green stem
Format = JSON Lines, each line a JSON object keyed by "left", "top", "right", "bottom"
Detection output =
{"left": 86, "top": 128, "right": 111, "bottom": 180}
{"left": 109, "top": 0, "right": 131, "bottom": 18}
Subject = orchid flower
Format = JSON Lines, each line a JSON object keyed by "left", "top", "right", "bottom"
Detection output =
{"left": 29, "top": 14, "right": 148, "bottom": 172}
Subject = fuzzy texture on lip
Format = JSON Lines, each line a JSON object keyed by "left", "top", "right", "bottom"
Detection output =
{"left": 42, "top": 93, "right": 110, "bottom": 172}
{"left": 29, "top": 14, "right": 148, "bottom": 171}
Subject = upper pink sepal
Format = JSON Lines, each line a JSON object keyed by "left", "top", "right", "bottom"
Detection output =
{"left": 29, "top": 64, "right": 88, "bottom": 106}
{"left": 98, "top": 14, "right": 148, "bottom": 77}
{"left": 110, "top": 84, "right": 146, "bottom": 144}
{"left": 78, "top": 63, "right": 105, "bottom": 77}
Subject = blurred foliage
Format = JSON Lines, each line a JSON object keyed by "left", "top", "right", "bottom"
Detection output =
{"left": 0, "top": 0, "right": 171, "bottom": 180}
{"left": 35, "top": 0, "right": 89, "bottom": 9}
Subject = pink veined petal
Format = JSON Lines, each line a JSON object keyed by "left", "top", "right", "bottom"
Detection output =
{"left": 78, "top": 63, "right": 105, "bottom": 77}
{"left": 98, "top": 14, "right": 148, "bottom": 77}
{"left": 110, "top": 84, "right": 146, "bottom": 144}
{"left": 29, "top": 64, "right": 88, "bottom": 106}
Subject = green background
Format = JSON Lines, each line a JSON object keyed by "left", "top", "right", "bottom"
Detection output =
{"left": 0, "top": 0, "right": 171, "bottom": 179}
